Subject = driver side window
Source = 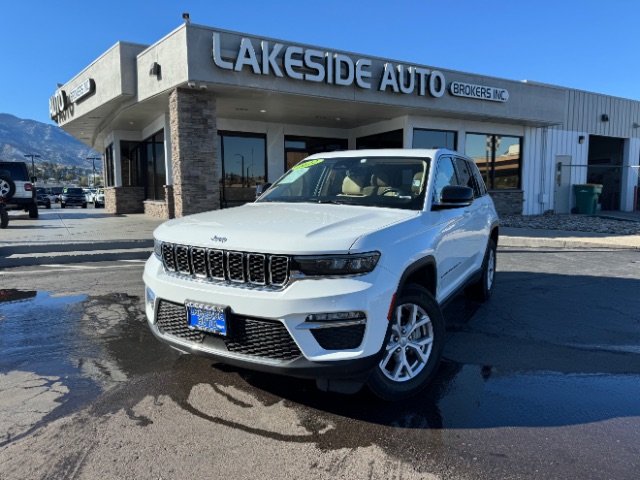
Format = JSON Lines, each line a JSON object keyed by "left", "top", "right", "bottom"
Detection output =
{"left": 432, "top": 157, "right": 458, "bottom": 203}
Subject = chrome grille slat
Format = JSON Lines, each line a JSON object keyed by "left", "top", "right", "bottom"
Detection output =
{"left": 227, "top": 252, "right": 245, "bottom": 283}
{"left": 162, "top": 243, "right": 177, "bottom": 271}
{"left": 175, "top": 245, "right": 191, "bottom": 274}
{"left": 191, "top": 247, "right": 207, "bottom": 277}
{"left": 160, "top": 242, "right": 289, "bottom": 288}
{"left": 207, "top": 249, "right": 225, "bottom": 280}
{"left": 270, "top": 256, "right": 289, "bottom": 286}
{"left": 247, "top": 254, "right": 266, "bottom": 285}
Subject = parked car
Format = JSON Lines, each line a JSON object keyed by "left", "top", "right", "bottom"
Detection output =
{"left": 144, "top": 148, "right": 499, "bottom": 400}
{"left": 0, "top": 161, "right": 38, "bottom": 218}
{"left": 92, "top": 189, "right": 105, "bottom": 208}
{"left": 35, "top": 188, "right": 51, "bottom": 209}
{"left": 60, "top": 187, "right": 87, "bottom": 208}
{"left": 49, "top": 186, "right": 64, "bottom": 203}
{"left": 83, "top": 188, "right": 93, "bottom": 203}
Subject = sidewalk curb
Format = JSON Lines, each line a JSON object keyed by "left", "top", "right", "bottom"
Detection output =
{"left": 0, "top": 239, "right": 153, "bottom": 256}
{"left": 499, "top": 236, "right": 640, "bottom": 250}
{"left": 0, "top": 249, "right": 152, "bottom": 268}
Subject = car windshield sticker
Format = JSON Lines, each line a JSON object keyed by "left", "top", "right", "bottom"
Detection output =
{"left": 278, "top": 168, "right": 307, "bottom": 184}
{"left": 292, "top": 159, "right": 324, "bottom": 170}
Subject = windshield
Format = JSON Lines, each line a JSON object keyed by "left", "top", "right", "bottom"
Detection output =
{"left": 64, "top": 188, "right": 83, "bottom": 195}
{"left": 257, "top": 156, "right": 430, "bottom": 210}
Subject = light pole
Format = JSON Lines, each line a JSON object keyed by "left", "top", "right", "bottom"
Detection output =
{"left": 233, "top": 153, "right": 245, "bottom": 187}
{"left": 86, "top": 157, "right": 100, "bottom": 187}
{"left": 24, "top": 154, "right": 41, "bottom": 181}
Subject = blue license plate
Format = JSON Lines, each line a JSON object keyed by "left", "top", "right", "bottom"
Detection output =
{"left": 186, "top": 301, "right": 227, "bottom": 335}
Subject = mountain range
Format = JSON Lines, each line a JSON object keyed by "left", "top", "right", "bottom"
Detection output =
{"left": 0, "top": 113, "right": 101, "bottom": 169}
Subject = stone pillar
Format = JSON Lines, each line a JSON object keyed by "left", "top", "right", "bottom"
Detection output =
{"left": 164, "top": 184, "right": 175, "bottom": 219}
{"left": 169, "top": 88, "right": 220, "bottom": 217}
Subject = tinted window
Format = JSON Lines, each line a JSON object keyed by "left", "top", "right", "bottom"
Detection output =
{"left": 0, "top": 162, "right": 29, "bottom": 181}
{"left": 432, "top": 157, "right": 458, "bottom": 203}
{"left": 65, "top": 188, "right": 83, "bottom": 194}
{"left": 413, "top": 129, "right": 456, "bottom": 150}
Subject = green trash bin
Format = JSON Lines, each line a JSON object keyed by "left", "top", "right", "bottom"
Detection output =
{"left": 573, "top": 184, "right": 603, "bottom": 215}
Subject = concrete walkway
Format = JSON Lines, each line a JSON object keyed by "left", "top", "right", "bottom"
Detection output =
{"left": 0, "top": 206, "right": 639, "bottom": 254}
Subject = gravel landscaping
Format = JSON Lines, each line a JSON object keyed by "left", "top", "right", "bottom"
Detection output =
{"left": 500, "top": 214, "right": 640, "bottom": 235}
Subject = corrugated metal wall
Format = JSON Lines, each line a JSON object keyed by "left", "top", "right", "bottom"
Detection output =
{"left": 523, "top": 126, "right": 590, "bottom": 214}
{"left": 563, "top": 90, "right": 640, "bottom": 138}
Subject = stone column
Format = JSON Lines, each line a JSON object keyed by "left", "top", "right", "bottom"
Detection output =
{"left": 164, "top": 184, "right": 175, "bottom": 219}
{"left": 169, "top": 88, "right": 220, "bottom": 217}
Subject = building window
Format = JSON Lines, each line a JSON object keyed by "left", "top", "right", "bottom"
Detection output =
{"left": 356, "top": 129, "right": 403, "bottom": 149}
{"left": 104, "top": 144, "right": 114, "bottom": 187}
{"left": 466, "top": 133, "right": 521, "bottom": 189}
{"left": 143, "top": 130, "right": 166, "bottom": 201}
{"left": 413, "top": 129, "right": 456, "bottom": 150}
{"left": 120, "top": 141, "right": 144, "bottom": 188}
{"left": 217, "top": 132, "right": 267, "bottom": 207}
{"left": 284, "top": 135, "right": 347, "bottom": 171}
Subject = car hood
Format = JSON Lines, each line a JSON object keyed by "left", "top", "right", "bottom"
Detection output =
{"left": 154, "top": 202, "right": 418, "bottom": 254}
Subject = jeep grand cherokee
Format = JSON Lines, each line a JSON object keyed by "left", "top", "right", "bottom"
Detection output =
{"left": 143, "top": 149, "right": 499, "bottom": 400}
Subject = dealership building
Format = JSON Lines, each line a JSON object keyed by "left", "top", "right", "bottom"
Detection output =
{"left": 50, "top": 23, "right": 640, "bottom": 218}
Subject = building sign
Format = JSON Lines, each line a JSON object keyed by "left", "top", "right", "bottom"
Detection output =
{"left": 212, "top": 32, "right": 446, "bottom": 98}
{"left": 49, "top": 89, "right": 68, "bottom": 121}
{"left": 449, "top": 81, "right": 509, "bottom": 102}
{"left": 49, "top": 78, "right": 96, "bottom": 122}
{"left": 212, "top": 32, "right": 509, "bottom": 103}
{"left": 69, "top": 78, "right": 95, "bottom": 103}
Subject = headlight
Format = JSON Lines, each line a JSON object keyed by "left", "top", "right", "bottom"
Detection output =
{"left": 153, "top": 238, "right": 162, "bottom": 259}
{"left": 292, "top": 252, "right": 380, "bottom": 276}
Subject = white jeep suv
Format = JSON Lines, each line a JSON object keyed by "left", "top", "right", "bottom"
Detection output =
{"left": 143, "top": 149, "right": 499, "bottom": 400}
{"left": 0, "top": 161, "right": 38, "bottom": 218}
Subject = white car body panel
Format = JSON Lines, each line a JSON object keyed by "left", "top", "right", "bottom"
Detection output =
{"left": 143, "top": 148, "right": 499, "bottom": 381}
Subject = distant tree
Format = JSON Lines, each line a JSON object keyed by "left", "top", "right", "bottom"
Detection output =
{"left": 65, "top": 173, "right": 74, "bottom": 182}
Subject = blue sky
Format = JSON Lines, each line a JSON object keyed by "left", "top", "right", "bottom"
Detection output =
{"left": 2, "top": 0, "right": 639, "bottom": 124}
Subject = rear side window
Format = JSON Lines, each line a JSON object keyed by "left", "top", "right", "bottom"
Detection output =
{"left": 0, "top": 162, "right": 29, "bottom": 181}
{"left": 454, "top": 157, "right": 485, "bottom": 198}
{"left": 432, "top": 156, "right": 458, "bottom": 202}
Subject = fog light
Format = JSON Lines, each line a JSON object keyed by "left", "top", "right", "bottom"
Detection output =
{"left": 305, "top": 311, "right": 366, "bottom": 322}
{"left": 146, "top": 286, "right": 156, "bottom": 311}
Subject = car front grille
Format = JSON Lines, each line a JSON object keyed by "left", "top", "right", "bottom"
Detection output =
{"left": 155, "top": 300, "right": 301, "bottom": 361}
{"left": 160, "top": 242, "right": 290, "bottom": 289}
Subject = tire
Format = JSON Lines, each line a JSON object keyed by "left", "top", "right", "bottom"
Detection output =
{"left": 465, "top": 238, "right": 497, "bottom": 302}
{"left": 45, "top": 201, "right": 51, "bottom": 209}
{"left": 0, "top": 175, "right": 16, "bottom": 201}
{"left": 82, "top": 203, "right": 87, "bottom": 209}
{"left": 61, "top": 203, "right": 66, "bottom": 208}
{"left": 0, "top": 205, "right": 8, "bottom": 229}
{"left": 28, "top": 202, "right": 38, "bottom": 219}
{"left": 367, "top": 284, "right": 445, "bottom": 401}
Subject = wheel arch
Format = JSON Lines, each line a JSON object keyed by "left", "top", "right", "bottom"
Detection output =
{"left": 490, "top": 221, "right": 499, "bottom": 246}
{"left": 397, "top": 256, "right": 438, "bottom": 298}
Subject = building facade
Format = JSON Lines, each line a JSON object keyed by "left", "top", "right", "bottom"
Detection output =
{"left": 50, "top": 24, "right": 640, "bottom": 218}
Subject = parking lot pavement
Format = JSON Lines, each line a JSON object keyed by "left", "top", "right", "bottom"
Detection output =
{"left": 1, "top": 207, "right": 638, "bottom": 255}
{"left": 0, "top": 207, "right": 163, "bottom": 248}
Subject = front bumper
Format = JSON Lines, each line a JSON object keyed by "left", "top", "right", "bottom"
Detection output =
{"left": 143, "top": 255, "right": 397, "bottom": 379}
{"left": 62, "top": 197, "right": 85, "bottom": 205}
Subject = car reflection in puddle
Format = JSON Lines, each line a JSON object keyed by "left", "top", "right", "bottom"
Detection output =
{"left": 2, "top": 288, "right": 640, "bottom": 461}
{"left": 0, "top": 289, "right": 181, "bottom": 445}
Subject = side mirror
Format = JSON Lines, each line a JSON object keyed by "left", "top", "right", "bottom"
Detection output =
{"left": 255, "top": 183, "right": 272, "bottom": 199}
{"left": 432, "top": 185, "right": 474, "bottom": 210}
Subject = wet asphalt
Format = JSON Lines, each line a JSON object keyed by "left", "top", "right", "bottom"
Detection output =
{"left": 0, "top": 248, "right": 639, "bottom": 479}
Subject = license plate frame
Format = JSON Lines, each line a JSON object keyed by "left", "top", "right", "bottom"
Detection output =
{"left": 186, "top": 301, "right": 228, "bottom": 336}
